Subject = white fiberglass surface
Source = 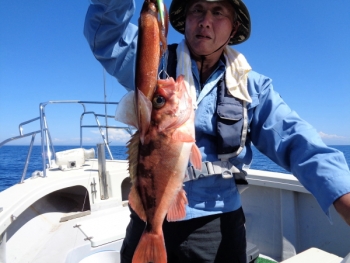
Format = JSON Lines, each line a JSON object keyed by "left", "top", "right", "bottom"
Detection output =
{"left": 79, "top": 251, "right": 120, "bottom": 263}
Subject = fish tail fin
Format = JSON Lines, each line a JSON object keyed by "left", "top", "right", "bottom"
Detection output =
{"left": 132, "top": 231, "right": 167, "bottom": 263}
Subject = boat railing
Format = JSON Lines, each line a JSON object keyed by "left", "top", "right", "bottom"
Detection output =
{"left": 0, "top": 100, "right": 133, "bottom": 182}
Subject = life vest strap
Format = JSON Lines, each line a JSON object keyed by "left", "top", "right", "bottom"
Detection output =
{"left": 184, "top": 161, "right": 248, "bottom": 185}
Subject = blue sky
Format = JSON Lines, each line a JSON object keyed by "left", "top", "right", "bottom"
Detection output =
{"left": 0, "top": 0, "right": 349, "bottom": 146}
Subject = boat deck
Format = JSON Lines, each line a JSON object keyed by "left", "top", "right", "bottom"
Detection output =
{"left": 1, "top": 160, "right": 350, "bottom": 262}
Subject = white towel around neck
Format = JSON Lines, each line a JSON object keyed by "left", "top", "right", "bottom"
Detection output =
{"left": 175, "top": 40, "right": 252, "bottom": 109}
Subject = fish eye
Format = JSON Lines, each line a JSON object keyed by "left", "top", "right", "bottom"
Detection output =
{"left": 152, "top": 95, "right": 166, "bottom": 109}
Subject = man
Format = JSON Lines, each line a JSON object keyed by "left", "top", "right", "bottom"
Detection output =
{"left": 84, "top": 0, "right": 350, "bottom": 262}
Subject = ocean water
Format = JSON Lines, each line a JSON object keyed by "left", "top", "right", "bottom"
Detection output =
{"left": 0, "top": 145, "right": 349, "bottom": 192}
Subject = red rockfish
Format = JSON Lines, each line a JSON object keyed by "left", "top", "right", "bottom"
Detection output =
{"left": 115, "top": 75, "right": 202, "bottom": 263}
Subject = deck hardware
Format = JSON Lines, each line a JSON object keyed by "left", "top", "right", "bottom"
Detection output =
{"left": 60, "top": 211, "right": 91, "bottom": 222}
{"left": 0, "top": 101, "right": 122, "bottom": 181}
{"left": 90, "top": 178, "right": 97, "bottom": 204}
{"left": 92, "top": 178, "right": 97, "bottom": 197}
{"left": 68, "top": 161, "right": 76, "bottom": 168}
{"left": 31, "top": 170, "right": 43, "bottom": 178}
{"left": 84, "top": 236, "right": 93, "bottom": 241}
{"left": 11, "top": 215, "right": 17, "bottom": 221}
{"left": 73, "top": 224, "right": 81, "bottom": 228}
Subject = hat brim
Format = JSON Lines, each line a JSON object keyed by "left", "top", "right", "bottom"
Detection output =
{"left": 169, "top": 0, "right": 251, "bottom": 45}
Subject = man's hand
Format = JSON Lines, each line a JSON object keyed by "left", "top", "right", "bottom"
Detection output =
{"left": 334, "top": 192, "right": 350, "bottom": 226}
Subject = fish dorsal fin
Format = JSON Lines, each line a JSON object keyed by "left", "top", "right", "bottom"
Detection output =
{"left": 127, "top": 131, "right": 140, "bottom": 183}
{"left": 167, "top": 189, "right": 188, "bottom": 222}
{"left": 190, "top": 144, "right": 202, "bottom": 170}
{"left": 115, "top": 91, "right": 138, "bottom": 129}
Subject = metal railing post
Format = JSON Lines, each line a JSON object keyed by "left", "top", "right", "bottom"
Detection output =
{"left": 39, "top": 103, "right": 47, "bottom": 178}
{"left": 0, "top": 100, "right": 125, "bottom": 185}
{"left": 97, "top": 144, "right": 109, "bottom": 200}
{"left": 0, "top": 231, "right": 6, "bottom": 263}
{"left": 20, "top": 134, "right": 36, "bottom": 184}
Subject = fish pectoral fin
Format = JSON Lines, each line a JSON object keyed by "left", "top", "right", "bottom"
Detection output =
{"left": 190, "top": 144, "right": 202, "bottom": 170}
{"left": 128, "top": 185, "right": 147, "bottom": 222}
{"left": 172, "top": 130, "right": 195, "bottom": 143}
{"left": 114, "top": 91, "right": 139, "bottom": 129}
{"left": 115, "top": 91, "right": 139, "bottom": 129}
{"left": 166, "top": 189, "right": 188, "bottom": 222}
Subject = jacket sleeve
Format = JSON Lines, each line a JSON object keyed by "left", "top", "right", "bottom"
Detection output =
{"left": 247, "top": 71, "right": 350, "bottom": 216}
{"left": 84, "top": 0, "right": 138, "bottom": 91}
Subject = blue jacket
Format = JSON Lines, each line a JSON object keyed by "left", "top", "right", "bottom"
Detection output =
{"left": 84, "top": 0, "right": 350, "bottom": 219}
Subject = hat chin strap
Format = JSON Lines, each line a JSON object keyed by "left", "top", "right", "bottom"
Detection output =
{"left": 185, "top": 28, "right": 234, "bottom": 89}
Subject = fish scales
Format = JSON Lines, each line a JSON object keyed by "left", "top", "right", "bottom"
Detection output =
{"left": 116, "top": 76, "right": 201, "bottom": 263}
{"left": 131, "top": 77, "right": 201, "bottom": 263}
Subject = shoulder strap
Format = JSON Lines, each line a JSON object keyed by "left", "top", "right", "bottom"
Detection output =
{"left": 217, "top": 74, "right": 248, "bottom": 161}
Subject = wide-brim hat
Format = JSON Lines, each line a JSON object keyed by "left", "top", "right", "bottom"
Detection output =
{"left": 169, "top": 0, "right": 251, "bottom": 45}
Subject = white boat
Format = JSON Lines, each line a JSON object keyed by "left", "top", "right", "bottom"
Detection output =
{"left": 0, "top": 100, "right": 349, "bottom": 263}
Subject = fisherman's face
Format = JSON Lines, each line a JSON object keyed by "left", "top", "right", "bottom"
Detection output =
{"left": 185, "top": 0, "right": 237, "bottom": 57}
